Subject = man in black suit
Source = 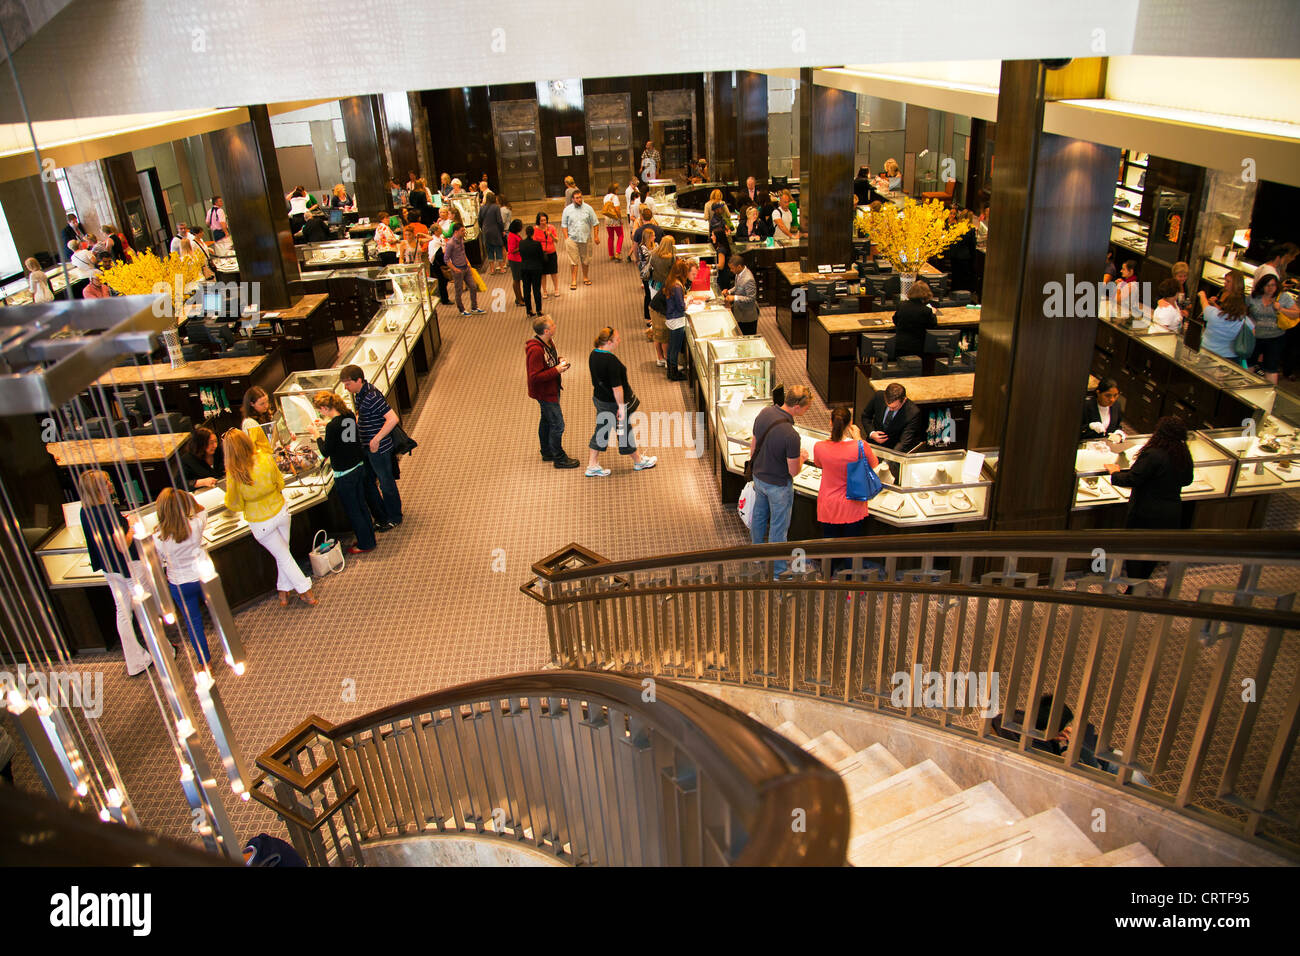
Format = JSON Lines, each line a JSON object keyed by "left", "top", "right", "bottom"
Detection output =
{"left": 862, "top": 382, "right": 925, "bottom": 453}
{"left": 60, "top": 214, "right": 86, "bottom": 260}
{"left": 299, "top": 209, "right": 332, "bottom": 244}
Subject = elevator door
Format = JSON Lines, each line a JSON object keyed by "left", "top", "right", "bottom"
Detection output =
{"left": 491, "top": 100, "right": 544, "bottom": 202}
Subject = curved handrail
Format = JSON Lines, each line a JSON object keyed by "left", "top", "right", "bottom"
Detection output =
{"left": 258, "top": 671, "right": 850, "bottom": 866}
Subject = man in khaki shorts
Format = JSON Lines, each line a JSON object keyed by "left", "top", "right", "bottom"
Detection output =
{"left": 560, "top": 190, "right": 599, "bottom": 289}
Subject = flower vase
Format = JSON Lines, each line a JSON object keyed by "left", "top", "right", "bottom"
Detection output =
{"left": 898, "top": 273, "right": 916, "bottom": 298}
{"left": 162, "top": 327, "right": 187, "bottom": 369}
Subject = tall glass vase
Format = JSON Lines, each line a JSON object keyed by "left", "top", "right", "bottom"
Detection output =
{"left": 162, "top": 327, "right": 186, "bottom": 369}
{"left": 898, "top": 273, "right": 917, "bottom": 299}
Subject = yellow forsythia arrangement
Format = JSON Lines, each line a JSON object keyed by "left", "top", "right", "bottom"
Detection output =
{"left": 860, "top": 198, "right": 970, "bottom": 273}
{"left": 100, "top": 249, "right": 206, "bottom": 320}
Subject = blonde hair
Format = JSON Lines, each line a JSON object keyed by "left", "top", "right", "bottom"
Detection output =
{"left": 564, "top": 176, "right": 575, "bottom": 188}
{"left": 223, "top": 429, "right": 258, "bottom": 487}
{"left": 312, "top": 390, "right": 350, "bottom": 415}
{"left": 25, "top": 257, "right": 41, "bottom": 273}
{"left": 654, "top": 235, "right": 676, "bottom": 257}
{"left": 78, "top": 469, "right": 114, "bottom": 506}
{"left": 156, "top": 487, "right": 200, "bottom": 543}
{"left": 594, "top": 326, "right": 616, "bottom": 348}
{"left": 1172, "top": 261, "right": 1189, "bottom": 280}
{"left": 884, "top": 158, "right": 901, "bottom": 177}
{"left": 333, "top": 183, "right": 348, "bottom": 199}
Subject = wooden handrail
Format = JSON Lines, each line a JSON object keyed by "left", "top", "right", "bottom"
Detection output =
{"left": 533, "top": 531, "right": 1300, "bottom": 582}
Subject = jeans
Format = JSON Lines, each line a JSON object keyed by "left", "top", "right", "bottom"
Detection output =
{"left": 334, "top": 464, "right": 376, "bottom": 550}
{"left": 606, "top": 225, "right": 624, "bottom": 257}
{"left": 169, "top": 579, "right": 210, "bottom": 666}
{"left": 750, "top": 478, "right": 795, "bottom": 575}
{"left": 486, "top": 242, "right": 504, "bottom": 262}
{"left": 523, "top": 270, "right": 543, "bottom": 313}
{"left": 667, "top": 325, "right": 686, "bottom": 371}
{"left": 642, "top": 279, "right": 652, "bottom": 320}
{"left": 103, "top": 560, "right": 153, "bottom": 675}
{"left": 538, "top": 400, "right": 565, "bottom": 457}
{"left": 821, "top": 518, "right": 870, "bottom": 576}
{"left": 589, "top": 397, "right": 636, "bottom": 455}
{"left": 453, "top": 268, "right": 478, "bottom": 311}
{"left": 248, "top": 508, "right": 312, "bottom": 594}
{"left": 366, "top": 448, "right": 402, "bottom": 523}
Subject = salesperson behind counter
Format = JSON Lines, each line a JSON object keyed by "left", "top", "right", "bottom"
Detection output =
{"left": 1081, "top": 378, "right": 1124, "bottom": 441}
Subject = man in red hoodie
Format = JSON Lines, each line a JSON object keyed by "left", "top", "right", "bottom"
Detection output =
{"left": 526, "top": 316, "right": 580, "bottom": 468}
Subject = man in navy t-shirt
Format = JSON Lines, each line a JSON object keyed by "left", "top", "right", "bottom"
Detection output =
{"left": 341, "top": 364, "right": 402, "bottom": 528}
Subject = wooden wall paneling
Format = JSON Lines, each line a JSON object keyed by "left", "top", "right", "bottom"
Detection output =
{"left": 799, "top": 72, "right": 855, "bottom": 270}
{"left": 382, "top": 91, "right": 417, "bottom": 184}
{"left": 422, "top": 87, "right": 497, "bottom": 186}
{"left": 339, "top": 95, "right": 388, "bottom": 214}
{"left": 102, "top": 153, "right": 144, "bottom": 252}
{"left": 205, "top": 105, "right": 298, "bottom": 309}
{"left": 712, "top": 72, "right": 737, "bottom": 181}
{"left": 736, "top": 71, "right": 769, "bottom": 185}
{"left": 531, "top": 79, "right": 587, "bottom": 196}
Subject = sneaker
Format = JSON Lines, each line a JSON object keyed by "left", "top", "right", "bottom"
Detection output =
{"left": 470, "top": 308, "right": 486, "bottom": 315}
{"left": 656, "top": 359, "right": 667, "bottom": 367}
{"left": 634, "top": 455, "right": 658, "bottom": 471}
{"left": 374, "top": 521, "right": 396, "bottom": 532}
{"left": 553, "top": 455, "right": 581, "bottom": 469}
{"left": 460, "top": 310, "right": 472, "bottom": 316}
{"left": 585, "top": 466, "right": 611, "bottom": 477}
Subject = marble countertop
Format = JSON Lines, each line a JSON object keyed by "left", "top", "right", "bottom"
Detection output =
{"left": 96, "top": 353, "right": 271, "bottom": 385}
{"left": 47, "top": 433, "right": 187, "bottom": 466}
{"left": 818, "top": 307, "right": 982, "bottom": 334}
{"left": 273, "top": 294, "right": 328, "bottom": 320}
{"left": 866, "top": 373, "right": 975, "bottom": 403}
{"left": 776, "top": 261, "right": 859, "bottom": 284}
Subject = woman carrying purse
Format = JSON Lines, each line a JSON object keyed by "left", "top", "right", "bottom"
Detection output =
{"left": 813, "top": 407, "right": 880, "bottom": 575}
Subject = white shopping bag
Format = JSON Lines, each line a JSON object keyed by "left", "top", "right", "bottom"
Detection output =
{"left": 737, "top": 481, "right": 755, "bottom": 529}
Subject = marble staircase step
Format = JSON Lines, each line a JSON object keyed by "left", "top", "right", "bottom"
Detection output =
{"left": 849, "top": 759, "right": 961, "bottom": 833}
{"left": 905, "top": 807, "right": 1102, "bottom": 867}
{"left": 847, "top": 780, "right": 1023, "bottom": 866}
{"left": 1073, "top": 843, "right": 1163, "bottom": 867}
{"left": 832, "top": 744, "right": 906, "bottom": 795}
{"left": 803, "top": 730, "right": 857, "bottom": 765}
{"left": 773, "top": 721, "right": 812, "bottom": 747}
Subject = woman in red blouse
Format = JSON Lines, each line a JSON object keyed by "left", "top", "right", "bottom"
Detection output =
{"left": 535, "top": 212, "right": 560, "bottom": 298}
{"left": 813, "top": 406, "right": 879, "bottom": 574}
{"left": 506, "top": 219, "right": 525, "bottom": 307}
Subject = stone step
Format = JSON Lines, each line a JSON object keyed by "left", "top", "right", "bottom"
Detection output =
{"left": 773, "top": 721, "right": 811, "bottom": 747}
{"left": 803, "top": 730, "right": 857, "bottom": 765}
{"left": 1074, "top": 843, "right": 1163, "bottom": 867}
{"left": 832, "top": 744, "right": 906, "bottom": 795}
{"left": 848, "top": 780, "right": 1024, "bottom": 866}
{"left": 849, "top": 759, "right": 961, "bottom": 833}
{"left": 905, "top": 807, "right": 1102, "bottom": 866}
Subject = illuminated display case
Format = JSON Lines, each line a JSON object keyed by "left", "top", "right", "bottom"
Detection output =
{"left": 273, "top": 369, "right": 357, "bottom": 434}
{"left": 341, "top": 332, "right": 404, "bottom": 396}
{"left": 713, "top": 399, "right": 995, "bottom": 527}
{"left": 367, "top": 301, "right": 426, "bottom": 356}
{"left": 1071, "top": 433, "right": 1233, "bottom": 508}
{"left": 686, "top": 304, "right": 739, "bottom": 373}
{"left": 706, "top": 336, "right": 774, "bottom": 409}
{"left": 381, "top": 263, "right": 431, "bottom": 310}
{"left": 297, "top": 239, "right": 373, "bottom": 269}
{"left": 1200, "top": 427, "right": 1300, "bottom": 496}
{"left": 445, "top": 194, "right": 480, "bottom": 241}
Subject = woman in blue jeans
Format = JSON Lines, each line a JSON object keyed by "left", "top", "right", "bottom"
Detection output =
{"left": 663, "top": 260, "right": 689, "bottom": 381}
{"left": 311, "top": 391, "right": 377, "bottom": 554}
{"left": 152, "top": 488, "right": 212, "bottom": 667}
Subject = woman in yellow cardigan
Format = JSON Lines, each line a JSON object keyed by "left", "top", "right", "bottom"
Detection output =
{"left": 223, "top": 429, "right": 317, "bottom": 606}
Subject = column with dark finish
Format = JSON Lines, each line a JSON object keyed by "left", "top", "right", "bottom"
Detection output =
{"left": 339, "top": 95, "right": 388, "bottom": 213}
{"left": 206, "top": 105, "right": 298, "bottom": 309}
{"left": 798, "top": 69, "right": 855, "bottom": 270}
{"left": 710, "top": 72, "right": 737, "bottom": 182}
{"left": 969, "top": 60, "right": 1119, "bottom": 531}
{"left": 736, "top": 71, "right": 768, "bottom": 184}
{"left": 383, "top": 92, "right": 418, "bottom": 184}
{"left": 102, "top": 153, "right": 147, "bottom": 250}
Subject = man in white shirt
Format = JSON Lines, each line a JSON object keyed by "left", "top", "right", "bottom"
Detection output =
{"left": 1254, "top": 242, "right": 1298, "bottom": 285}
{"left": 169, "top": 223, "right": 189, "bottom": 255}
{"left": 1151, "top": 278, "right": 1183, "bottom": 333}
{"left": 560, "top": 191, "right": 599, "bottom": 289}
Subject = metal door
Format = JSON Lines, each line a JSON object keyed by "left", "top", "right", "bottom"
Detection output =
{"left": 490, "top": 100, "right": 544, "bottom": 202}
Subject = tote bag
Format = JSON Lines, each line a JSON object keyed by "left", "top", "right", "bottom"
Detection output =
{"left": 309, "top": 530, "right": 345, "bottom": 577}
{"left": 737, "top": 481, "right": 755, "bottom": 528}
{"left": 845, "top": 441, "right": 884, "bottom": 501}
{"left": 1232, "top": 321, "right": 1255, "bottom": 358}
{"left": 470, "top": 267, "right": 487, "bottom": 293}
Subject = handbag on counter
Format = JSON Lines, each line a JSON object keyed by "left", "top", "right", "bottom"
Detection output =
{"left": 309, "top": 530, "right": 345, "bottom": 578}
{"left": 845, "top": 441, "right": 884, "bottom": 501}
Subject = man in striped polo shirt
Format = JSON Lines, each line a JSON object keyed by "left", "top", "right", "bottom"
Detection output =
{"left": 340, "top": 364, "right": 402, "bottom": 528}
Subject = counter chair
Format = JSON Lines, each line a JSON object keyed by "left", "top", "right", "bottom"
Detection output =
{"left": 131, "top": 412, "right": 192, "bottom": 437}
{"left": 920, "top": 179, "right": 957, "bottom": 207}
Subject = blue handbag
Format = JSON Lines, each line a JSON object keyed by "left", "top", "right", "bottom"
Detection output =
{"left": 845, "top": 441, "right": 883, "bottom": 501}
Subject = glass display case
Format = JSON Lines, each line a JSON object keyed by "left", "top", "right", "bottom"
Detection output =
{"left": 1109, "top": 218, "right": 1148, "bottom": 255}
{"left": 341, "top": 332, "right": 404, "bottom": 396}
{"left": 444, "top": 194, "right": 480, "bottom": 241}
{"left": 36, "top": 472, "right": 332, "bottom": 588}
{"left": 1, "top": 275, "right": 31, "bottom": 306}
{"left": 274, "top": 368, "right": 356, "bottom": 431}
{"left": 211, "top": 255, "right": 239, "bottom": 275}
{"left": 1200, "top": 427, "right": 1300, "bottom": 496}
{"left": 297, "top": 239, "right": 373, "bottom": 270}
{"left": 706, "top": 336, "right": 774, "bottom": 409}
{"left": 1071, "top": 432, "right": 1233, "bottom": 508}
{"left": 1201, "top": 256, "right": 1256, "bottom": 296}
{"left": 367, "top": 301, "right": 425, "bottom": 355}
{"left": 382, "top": 263, "right": 431, "bottom": 310}
{"left": 686, "top": 304, "right": 739, "bottom": 372}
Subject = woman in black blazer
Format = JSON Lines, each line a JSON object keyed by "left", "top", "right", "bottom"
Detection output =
{"left": 733, "top": 205, "right": 772, "bottom": 243}
{"left": 1104, "top": 415, "right": 1194, "bottom": 579}
{"left": 892, "top": 280, "right": 938, "bottom": 357}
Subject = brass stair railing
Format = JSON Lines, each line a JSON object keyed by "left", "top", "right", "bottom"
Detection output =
{"left": 521, "top": 531, "right": 1300, "bottom": 857}
{"left": 252, "top": 671, "right": 849, "bottom": 866}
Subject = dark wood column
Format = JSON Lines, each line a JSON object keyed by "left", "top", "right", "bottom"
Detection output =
{"left": 798, "top": 68, "right": 856, "bottom": 269}
{"left": 206, "top": 105, "right": 298, "bottom": 309}
{"left": 711, "top": 72, "right": 737, "bottom": 182}
{"left": 340, "top": 95, "right": 388, "bottom": 213}
{"left": 736, "top": 71, "right": 768, "bottom": 184}
{"left": 102, "top": 153, "right": 146, "bottom": 251}
{"left": 969, "top": 60, "right": 1119, "bottom": 531}
{"left": 382, "top": 92, "right": 418, "bottom": 185}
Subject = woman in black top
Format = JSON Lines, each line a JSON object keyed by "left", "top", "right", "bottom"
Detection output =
{"left": 180, "top": 425, "right": 221, "bottom": 490}
{"left": 519, "top": 225, "right": 546, "bottom": 317}
{"left": 892, "top": 280, "right": 938, "bottom": 357}
{"left": 408, "top": 179, "right": 430, "bottom": 224}
{"left": 586, "top": 326, "right": 657, "bottom": 476}
{"left": 734, "top": 205, "right": 772, "bottom": 243}
{"left": 1104, "top": 415, "right": 1195, "bottom": 580}
{"left": 311, "top": 391, "right": 376, "bottom": 554}
{"left": 709, "top": 204, "right": 732, "bottom": 273}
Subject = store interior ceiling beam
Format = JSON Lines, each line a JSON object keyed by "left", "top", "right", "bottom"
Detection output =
{"left": 0, "top": 0, "right": 1295, "bottom": 125}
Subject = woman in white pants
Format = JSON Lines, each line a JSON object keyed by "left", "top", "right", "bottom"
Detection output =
{"left": 77, "top": 470, "right": 155, "bottom": 675}
{"left": 222, "top": 430, "right": 317, "bottom": 606}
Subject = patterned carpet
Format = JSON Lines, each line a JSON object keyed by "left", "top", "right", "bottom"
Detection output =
{"left": 6, "top": 232, "right": 1298, "bottom": 854}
